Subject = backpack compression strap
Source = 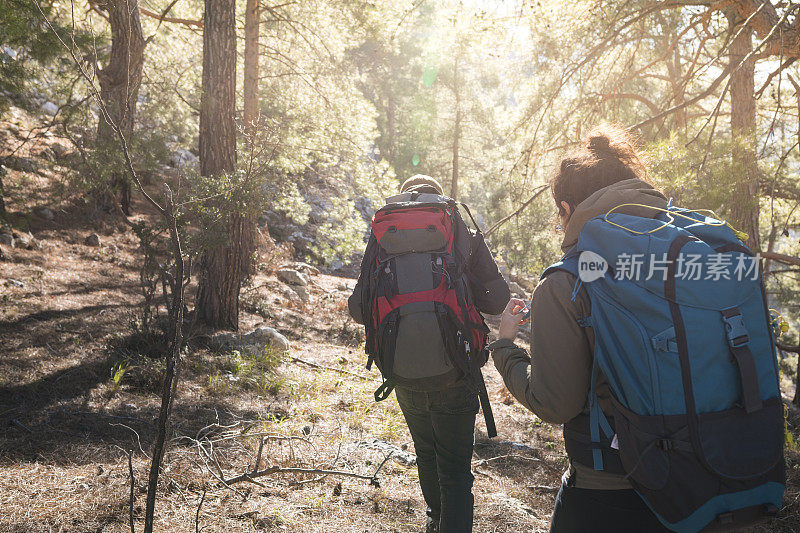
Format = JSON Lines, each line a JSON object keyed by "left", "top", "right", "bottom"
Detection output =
{"left": 443, "top": 208, "right": 497, "bottom": 439}
{"left": 721, "top": 307, "right": 763, "bottom": 414}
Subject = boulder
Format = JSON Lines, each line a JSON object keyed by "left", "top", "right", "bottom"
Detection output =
{"left": 4, "top": 156, "right": 37, "bottom": 173}
{"left": 15, "top": 233, "right": 33, "bottom": 250}
{"left": 337, "top": 281, "right": 355, "bottom": 292}
{"left": 282, "top": 261, "right": 320, "bottom": 276}
{"left": 210, "top": 327, "right": 290, "bottom": 356}
{"left": 169, "top": 147, "right": 199, "bottom": 169}
{"left": 291, "top": 284, "right": 309, "bottom": 302}
{"left": 508, "top": 281, "right": 527, "bottom": 298}
{"left": 50, "top": 142, "right": 71, "bottom": 159}
{"left": 277, "top": 268, "right": 308, "bottom": 287}
{"left": 287, "top": 231, "right": 313, "bottom": 254}
{"left": 245, "top": 327, "right": 290, "bottom": 352}
{"left": 85, "top": 233, "right": 101, "bottom": 247}
{"left": 510, "top": 272, "right": 536, "bottom": 292}
{"left": 34, "top": 207, "right": 54, "bottom": 221}
{"left": 262, "top": 210, "right": 296, "bottom": 240}
{"left": 279, "top": 285, "right": 299, "bottom": 302}
{"left": 354, "top": 197, "right": 375, "bottom": 221}
{"left": 40, "top": 101, "right": 59, "bottom": 115}
{"left": 36, "top": 147, "right": 55, "bottom": 162}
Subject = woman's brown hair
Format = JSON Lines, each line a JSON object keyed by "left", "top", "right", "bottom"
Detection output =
{"left": 550, "top": 124, "right": 648, "bottom": 217}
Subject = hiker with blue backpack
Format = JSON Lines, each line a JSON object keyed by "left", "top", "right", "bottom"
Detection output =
{"left": 489, "top": 125, "right": 785, "bottom": 533}
{"left": 349, "top": 175, "right": 510, "bottom": 533}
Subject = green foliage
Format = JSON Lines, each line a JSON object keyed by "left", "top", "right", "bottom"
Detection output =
{"left": 73, "top": 131, "right": 171, "bottom": 197}
{"left": 0, "top": 0, "right": 94, "bottom": 114}
{"left": 108, "top": 363, "right": 129, "bottom": 396}
{"left": 204, "top": 347, "right": 287, "bottom": 396}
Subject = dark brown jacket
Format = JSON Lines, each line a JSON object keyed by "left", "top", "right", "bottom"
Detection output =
{"left": 489, "top": 178, "right": 668, "bottom": 489}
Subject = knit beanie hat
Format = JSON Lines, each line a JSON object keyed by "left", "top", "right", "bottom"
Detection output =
{"left": 400, "top": 174, "right": 443, "bottom": 195}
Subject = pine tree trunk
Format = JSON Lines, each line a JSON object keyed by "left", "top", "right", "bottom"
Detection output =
{"left": 94, "top": 0, "right": 145, "bottom": 215}
{"left": 243, "top": 0, "right": 259, "bottom": 136}
{"left": 199, "top": 0, "right": 237, "bottom": 178}
{"left": 450, "top": 55, "right": 461, "bottom": 200}
{"left": 196, "top": 0, "right": 255, "bottom": 331}
{"left": 727, "top": 11, "right": 760, "bottom": 251}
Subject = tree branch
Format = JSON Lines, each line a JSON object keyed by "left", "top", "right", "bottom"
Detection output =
{"left": 760, "top": 250, "right": 800, "bottom": 267}
{"left": 140, "top": 7, "right": 203, "bottom": 28}
{"left": 485, "top": 185, "right": 549, "bottom": 237}
{"left": 776, "top": 341, "right": 800, "bottom": 353}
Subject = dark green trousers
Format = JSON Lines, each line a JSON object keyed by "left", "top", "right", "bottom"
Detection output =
{"left": 395, "top": 384, "right": 479, "bottom": 533}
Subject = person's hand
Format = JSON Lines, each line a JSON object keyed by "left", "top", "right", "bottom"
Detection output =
{"left": 498, "top": 297, "right": 529, "bottom": 341}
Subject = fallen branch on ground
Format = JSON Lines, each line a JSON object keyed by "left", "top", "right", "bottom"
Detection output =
{"left": 290, "top": 356, "right": 367, "bottom": 378}
{"left": 128, "top": 451, "right": 135, "bottom": 533}
{"left": 225, "top": 466, "right": 378, "bottom": 485}
{"left": 472, "top": 454, "right": 546, "bottom": 467}
{"left": 527, "top": 484, "right": 560, "bottom": 494}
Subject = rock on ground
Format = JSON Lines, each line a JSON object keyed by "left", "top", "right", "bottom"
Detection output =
{"left": 277, "top": 268, "right": 308, "bottom": 287}
{"left": 282, "top": 261, "right": 320, "bottom": 276}
{"left": 15, "top": 233, "right": 32, "bottom": 250}
{"left": 210, "top": 326, "right": 291, "bottom": 355}
{"left": 84, "top": 233, "right": 101, "bottom": 247}
{"left": 508, "top": 281, "right": 527, "bottom": 298}
{"left": 290, "top": 284, "right": 309, "bottom": 302}
{"left": 50, "top": 142, "right": 72, "bottom": 159}
{"left": 34, "top": 207, "right": 54, "bottom": 221}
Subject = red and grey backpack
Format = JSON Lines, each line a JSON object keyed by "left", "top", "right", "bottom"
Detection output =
{"left": 357, "top": 191, "right": 496, "bottom": 437}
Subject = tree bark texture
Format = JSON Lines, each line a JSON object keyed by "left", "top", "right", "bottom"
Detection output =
{"left": 450, "top": 55, "right": 461, "bottom": 200}
{"left": 94, "top": 0, "right": 145, "bottom": 215}
{"left": 197, "top": 0, "right": 256, "bottom": 331}
{"left": 197, "top": 216, "right": 255, "bottom": 330}
{"left": 243, "top": 0, "right": 260, "bottom": 136}
{"left": 721, "top": 0, "right": 800, "bottom": 59}
{"left": 199, "top": 0, "right": 237, "bottom": 178}
{"left": 727, "top": 10, "right": 760, "bottom": 251}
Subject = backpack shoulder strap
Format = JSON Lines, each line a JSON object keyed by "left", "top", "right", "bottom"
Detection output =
{"left": 541, "top": 247, "right": 580, "bottom": 280}
{"left": 457, "top": 202, "right": 482, "bottom": 234}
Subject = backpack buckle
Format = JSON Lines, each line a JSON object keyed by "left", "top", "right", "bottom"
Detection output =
{"left": 722, "top": 308, "right": 749, "bottom": 348}
{"left": 716, "top": 512, "right": 734, "bottom": 525}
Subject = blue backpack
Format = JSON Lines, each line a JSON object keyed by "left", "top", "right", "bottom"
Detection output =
{"left": 542, "top": 204, "right": 785, "bottom": 533}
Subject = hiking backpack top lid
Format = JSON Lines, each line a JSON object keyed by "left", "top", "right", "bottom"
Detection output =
{"left": 359, "top": 191, "right": 497, "bottom": 436}
{"left": 543, "top": 205, "right": 785, "bottom": 533}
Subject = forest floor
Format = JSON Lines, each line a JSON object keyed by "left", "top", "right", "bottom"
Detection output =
{"left": 1, "top": 107, "right": 799, "bottom": 532}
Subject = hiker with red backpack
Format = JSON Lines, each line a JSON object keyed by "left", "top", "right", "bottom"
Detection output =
{"left": 348, "top": 174, "right": 510, "bottom": 533}
{"left": 490, "top": 125, "right": 785, "bottom": 533}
